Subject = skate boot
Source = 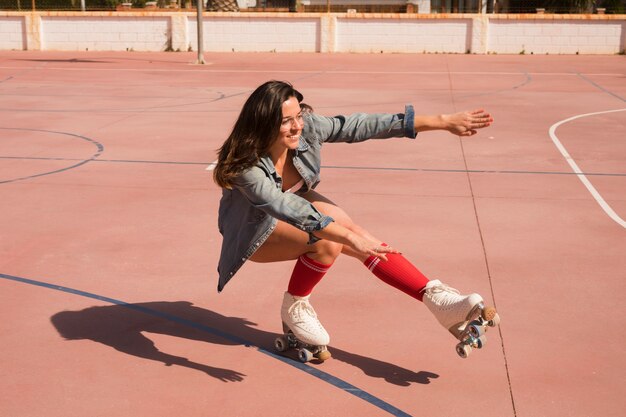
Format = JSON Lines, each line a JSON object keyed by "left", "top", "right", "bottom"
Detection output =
{"left": 274, "top": 292, "right": 331, "bottom": 363}
{"left": 422, "top": 280, "right": 500, "bottom": 358}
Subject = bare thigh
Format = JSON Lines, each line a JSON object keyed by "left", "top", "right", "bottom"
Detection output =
{"left": 249, "top": 189, "right": 381, "bottom": 263}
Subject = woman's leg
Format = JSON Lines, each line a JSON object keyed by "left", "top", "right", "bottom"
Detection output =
{"left": 249, "top": 210, "right": 341, "bottom": 347}
{"left": 301, "top": 190, "right": 430, "bottom": 301}
{"left": 250, "top": 219, "right": 341, "bottom": 297}
{"left": 249, "top": 219, "right": 341, "bottom": 265}
{"left": 251, "top": 190, "right": 499, "bottom": 349}
{"left": 303, "top": 190, "right": 500, "bottom": 344}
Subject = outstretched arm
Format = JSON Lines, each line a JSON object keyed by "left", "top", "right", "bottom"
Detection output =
{"left": 414, "top": 109, "right": 493, "bottom": 137}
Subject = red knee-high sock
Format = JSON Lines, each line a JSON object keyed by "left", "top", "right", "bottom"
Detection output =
{"left": 287, "top": 255, "right": 333, "bottom": 297}
{"left": 364, "top": 249, "right": 430, "bottom": 301}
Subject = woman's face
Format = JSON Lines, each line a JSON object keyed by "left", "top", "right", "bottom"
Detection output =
{"left": 274, "top": 96, "right": 304, "bottom": 151}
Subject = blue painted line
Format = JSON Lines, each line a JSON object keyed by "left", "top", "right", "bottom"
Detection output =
{"left": 458, "top": 71, "right": 532, "bottom": 99}
{"left": 0, "top": 273, "right": 413, "bottom": 417}
{"left": 1, "top": 155, "right": 624, "bottom": 177}
{"left": 576, "top": 72, "right": 625, "bottom": 103}
{"left": 0, "top": 127, "right": 104, "bottom": 185}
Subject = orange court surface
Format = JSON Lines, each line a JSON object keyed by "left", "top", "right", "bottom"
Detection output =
{"left": 0, "top": 50, "right": 625, "bottom": 417}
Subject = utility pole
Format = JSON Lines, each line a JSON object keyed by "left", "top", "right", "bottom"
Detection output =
{"left": 196, "top": 0, "right": 206, "bottom": 64}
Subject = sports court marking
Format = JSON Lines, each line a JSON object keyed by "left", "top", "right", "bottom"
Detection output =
{"left": 0, "top": 65, "right": 620, "bottom": 77}
{"left": 576, "top": 72, "right": 625, "bottom": 102}
{"left": 0, "top": 127, "right": 104, "bottom": 185}
{"left": 3, "top": 153, "right": 623, "bottom": 178}
{"left": 548, "top": 108, "right": 626, "bottom": 228}
{"left": 0, "top": 272, "right": 414, "bottom": 417}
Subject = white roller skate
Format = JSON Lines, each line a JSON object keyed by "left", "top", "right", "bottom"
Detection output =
{"left": 274, "top": 292, "right": 331, "bottom": 363}
{"left": 422, "top": 280, "right": 500, "bottom": 358}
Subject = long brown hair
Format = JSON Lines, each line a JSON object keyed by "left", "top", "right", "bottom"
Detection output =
{"left": 213, "top": 80, "right": 304, "bottom": 189}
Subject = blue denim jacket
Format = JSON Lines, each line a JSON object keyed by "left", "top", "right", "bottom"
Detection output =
{"left": 216, "top": 105, "right": 417, "bottom": 292}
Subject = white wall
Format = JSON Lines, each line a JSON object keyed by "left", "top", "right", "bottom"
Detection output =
{"left": 336, "top": 18, "right": 471, "bottom": 53}
{"left": 0, "top": 16, "right": 25, "bottom": 50}
{"left": 1, "top": 11, "right": 624, "bottom": 55}
{"left": 489, "top": 19, "right": 626, "bottom": 55}
{"left": 41, "top": 16, "right": 171, "bottom": 51}
{"left": 187, "top": 16, "right": 320, "bottom": 52}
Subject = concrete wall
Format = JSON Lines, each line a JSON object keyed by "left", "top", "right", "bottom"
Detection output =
{"left": 335, "top": 17, "right": 471, "bottom": 53}
{"left": 0, "top": 16, "right": 24, "bottom": 50}
{"left": 42, "top": 16, "right": 172, "bottom": 51}
{"left": 187, "top": 16, "right": 321, "bottom": 52}
{"left": 488, "top": 18, "right": 626, "bottom": 54}
{"left": 1, "top": 11, "right": 624, "bottom": 54}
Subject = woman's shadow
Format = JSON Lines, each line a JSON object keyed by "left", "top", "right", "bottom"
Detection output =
{"left": 50, "top": 301, "right": 438, "bottom": 385}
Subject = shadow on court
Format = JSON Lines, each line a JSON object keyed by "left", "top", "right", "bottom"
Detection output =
{"left": 50, "top": 301, "right": 438, "bottom": 386}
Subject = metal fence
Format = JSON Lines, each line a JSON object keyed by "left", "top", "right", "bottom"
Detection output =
{"left": 0, "top": 0, "right": 162, "bottom": 11}
{"left": 0, "top": 0, "right": 623, "bottom": 12}
{"left": 0, "top": 0, "right": 237, "bottom": 11}
{"left": 501, "top": 0, "right": 624, "bottom": 13}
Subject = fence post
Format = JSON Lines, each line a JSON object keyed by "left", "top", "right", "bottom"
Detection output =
{"left": 320, "top": 14, "right": 336, "bottom": 53}
{"left": 25, "top": 12, "right": 42, "bottom": 50}
{"left": 471, "top": 15, "right": 489, "bottom": 54}
{"left": 171, "top": 13, "right": 188, "bottom": 52}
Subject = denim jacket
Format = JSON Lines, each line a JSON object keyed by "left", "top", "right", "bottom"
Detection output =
{"left": 216, "top": 105, "right": 417, "bottom": 292}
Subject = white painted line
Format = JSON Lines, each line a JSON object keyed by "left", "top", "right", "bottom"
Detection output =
{"left": 206, "top": 160, "right": 217, "bottom": 171}
{"left": 548, "top": 108, "right": 626, "bottom": 228}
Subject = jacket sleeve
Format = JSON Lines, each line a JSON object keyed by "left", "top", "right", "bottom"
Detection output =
{"left": 306, "top": 104, "right": 416, "bottom": 144}
{"left": 231, "top": 166, "right": 334, "bottom": 239}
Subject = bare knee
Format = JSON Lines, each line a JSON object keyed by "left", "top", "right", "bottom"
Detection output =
{"left": 308, "top": 239, "right": 343, "bottom": 264}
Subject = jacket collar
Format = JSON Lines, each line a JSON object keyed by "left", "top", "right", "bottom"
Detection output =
{"left": 296, "top": 136, "right": 309, "bottom": 153}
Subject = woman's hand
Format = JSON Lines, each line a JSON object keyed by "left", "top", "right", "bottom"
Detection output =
{"left": 346, "top": 233, "right": 398, "bottom": 261}
{"left": 442, "top": 109, "right": 493, "bottom": 137}
{"left": 312, "top": 222, "right": 399, "bottom": 261}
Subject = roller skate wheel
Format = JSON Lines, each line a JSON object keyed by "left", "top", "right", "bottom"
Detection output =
{"left": 468, "top": 322, "right": 485, "bottom": 338}
{"left": 456, "top": 343, "right": 472, "bottom": 359}
{"left": 476, "top": 334, "right": 487, "bottom": 349}
{"left": 481, "top": 306, "right": 497, "bottom": 322}
{"left": 316, "top": 349, "right": 332, "bottom": 362}
{"left": 298, "top": 348, "right": 314, "bottom": 363}
{"left": 488, "top": 313, "right": 501, "bottom": 327}
{"left": 274, "top": 336, "right": 288, "bottom": 353}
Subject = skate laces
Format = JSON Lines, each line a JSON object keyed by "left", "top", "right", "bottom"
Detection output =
{"left": 288, "top": 299, "right": 318, "bottom": 321}
{"left": 425, "top": 282, "right": 460, "bottom": 296}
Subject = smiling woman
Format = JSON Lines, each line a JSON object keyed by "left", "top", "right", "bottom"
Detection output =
{"left": 212, "top": 80, "right": 499, "bottom": 361}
